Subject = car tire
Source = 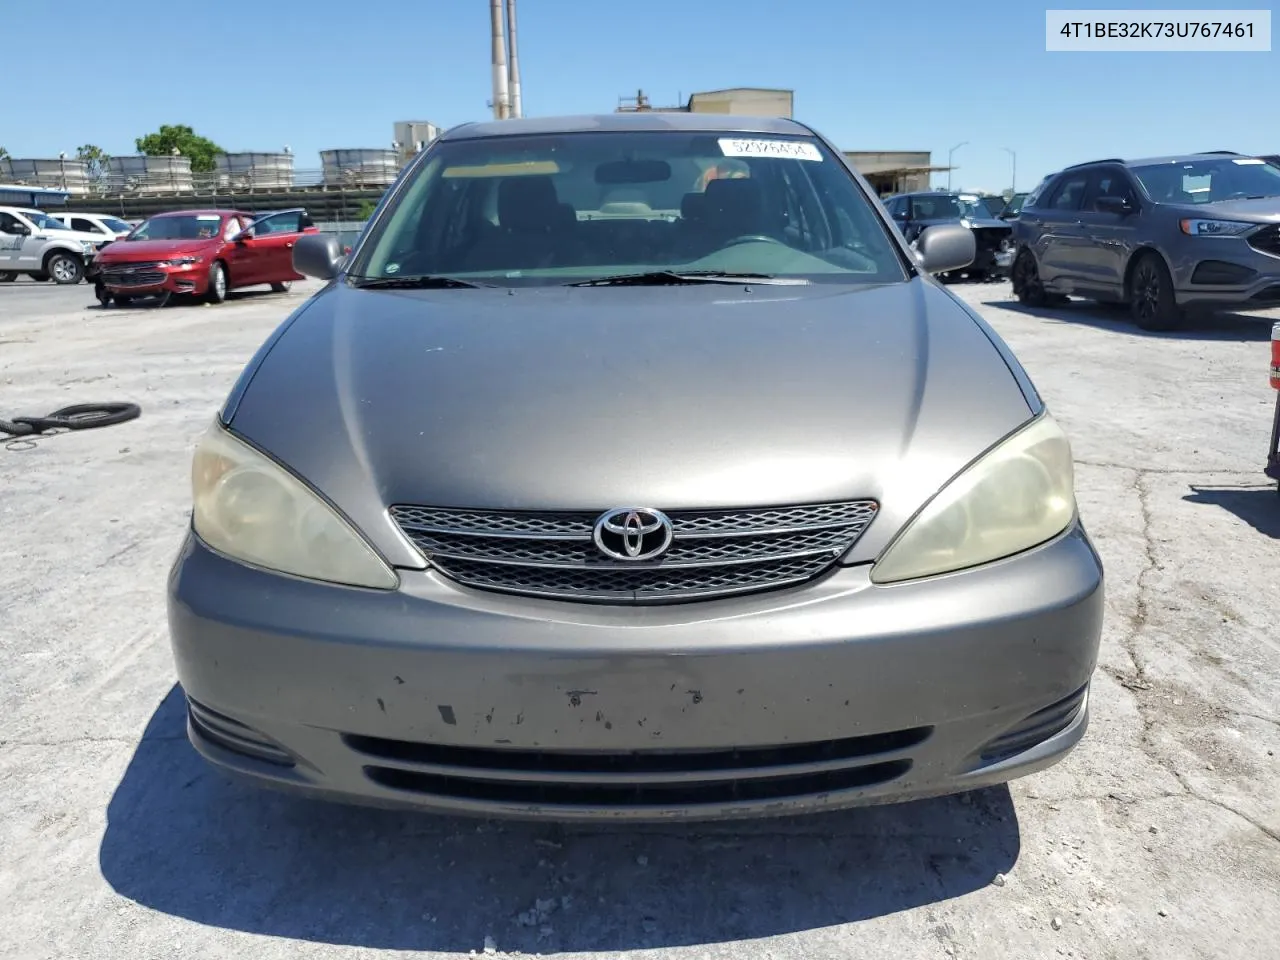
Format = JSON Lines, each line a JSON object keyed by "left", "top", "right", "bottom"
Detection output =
{"left": 205, "top": 262, "right": 228, "bottom": 304}
{"left": 1128, "top": 252, "right": 1181, "bottom": 332}
{"left": 45, "top": 252, "right": 84, "bottom": 285}
{"left": 114, "top": 294, "right": 133, "bottom": 307}
{"left": 1011, "top": 249, "right": 1047, "bottom": 306}
{"left": 271, "top": 280, "right": 292, "bottom": 293}
{"left": 94, "top": 281, "right": 111, "bottom": 306}
{"left": 0, "top": 271, "right": 15, "bottom": 282}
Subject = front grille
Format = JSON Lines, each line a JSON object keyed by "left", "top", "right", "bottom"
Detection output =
{"left": 1248, "top": 224, "right": 1280, "bottom": 257}
{"left": 346, "top": 727, "right": 926, "bottom": 809}
{"left": 101, "top": 261, "right": 165, "bottom": 286}
{"left": 390, "top": 500, "right": 879, "bottom": 604}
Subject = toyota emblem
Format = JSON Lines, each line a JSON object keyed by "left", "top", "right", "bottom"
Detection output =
{"left": 592, "top": 507, "right": 674, "bottom": 561}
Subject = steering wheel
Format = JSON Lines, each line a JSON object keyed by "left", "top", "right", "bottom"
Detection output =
{"left": 721, "top": 234, "right": 786, "bottom": 248}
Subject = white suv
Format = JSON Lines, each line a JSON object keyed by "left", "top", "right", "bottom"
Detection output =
{"left": 0, "top": 207, "right": 101, "bottom": 284}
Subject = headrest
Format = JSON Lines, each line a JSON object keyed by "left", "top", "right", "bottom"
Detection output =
{"left": 498, "top": 176, "right": 562, "bottom": 231}
{"left": 703, "top": 177, "right": 764, "bottom": 216}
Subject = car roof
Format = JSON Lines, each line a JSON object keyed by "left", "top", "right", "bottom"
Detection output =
{"left": 438, "top": 112, "right": 812, "bottom": 142}
{"left": 1062, "top": 152, "right": 1259, "bottom": 172}
{"left": 149, "top": 208, "right": 249, "bottom": 218}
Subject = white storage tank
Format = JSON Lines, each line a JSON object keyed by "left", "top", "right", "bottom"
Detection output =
{"left": 105, "top": 154, "right": 195, "bottom": 195}
{"left": 0, "top": 158, "right": 91, "bottom": 195}
{"left": 214, "top": 151, "right": 295, "bottom": 190}
{"left": 394, "top": 121, "right": 441, "bottom": 164}
{"left": 321, "top": 148, "right": 400, "bottom": 187}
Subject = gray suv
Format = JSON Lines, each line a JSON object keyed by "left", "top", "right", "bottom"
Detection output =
{"left": 1010, "top": 152, "right": 1280, "bottom": 330}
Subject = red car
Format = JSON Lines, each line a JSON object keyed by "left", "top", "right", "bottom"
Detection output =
{"left": 93, "top": 207, "right": 319, "bottom": 307}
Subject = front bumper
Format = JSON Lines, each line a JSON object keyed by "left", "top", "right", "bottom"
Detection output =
{"left": 1173, "top": 239, "right": 1280, "bottom": 308}
{"left": 167, "top": 522, "right": 1105, "bottom": 822}
{"left": 100, "top": 262, "right": 208, "bottom": 296}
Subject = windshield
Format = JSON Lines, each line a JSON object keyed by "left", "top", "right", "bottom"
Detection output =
{"left": 958, "top": 196, "right": 996, "bottom": 219}
{"left": 1004, "top": 194, "right": 1027, "bottom": 215}
{"left": 1130, "top": 156, "right": 1280, "bottom": 203}
{"left": 26, "top": 211, "right": 71, "bottom": 231}
{"left": 103, "top": 217, "right": 133, "bottom": 233}
{"left": 350, "top": 131, "right": 908, "bottom": 285}
{"left": 128, "top": 214, "right": 225, "bottom": 240}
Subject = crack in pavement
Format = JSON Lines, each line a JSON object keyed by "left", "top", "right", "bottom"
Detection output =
{"left": 1075, "top": 459, "right": 1261, "bottom": 478}
{"left": 1110, "top": 468, "right": 1280, "bottom": 849}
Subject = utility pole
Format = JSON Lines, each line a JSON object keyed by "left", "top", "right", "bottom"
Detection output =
{"left": 947, "top": 141, "right": 967, "bottom": 192}
{"left": 490, "top": 0, "right": 510, "bottom": 119}
{"left": 1002, "top": 147, "right": 1016, "bottom": 196}
{"left": 505, "top": 0, "right": 522, "bottom": 119}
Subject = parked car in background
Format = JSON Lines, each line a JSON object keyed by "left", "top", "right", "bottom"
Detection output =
{"left": 883, "top": 191, "right": 1013, "bottom": 280}
{"left": 51, "top": 212, "right": 134, "bottom": 245}
{"left": 0, "top": 206, "right": 98, "bottom": 284}
{"left": 1010, "top": 152, "right": 1280, "bottom": 330}
{"left": 93, "top": 207, "right": 318, "bottom": 306}
{"left": 167, "top": 111, "right": 1103, "bottom": 822}
{"left": 981, "top": 194, "right": 1009, "bottom": 217}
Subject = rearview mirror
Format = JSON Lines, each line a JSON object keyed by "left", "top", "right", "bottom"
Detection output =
{"left": 595, "top": 159, "right": 671, "bottom": 184}
{"left": 293, "top": 232, "right": 345, "bottom": 280}
{"left": 1095, "top": 196, "right": 1132, "bottom": 215}
{"left": 915, "top": 223, "right": 975, "bottom": 275}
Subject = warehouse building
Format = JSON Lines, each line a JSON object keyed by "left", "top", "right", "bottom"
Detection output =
{"left": 616, "top": 87, "right": 945, "bottom": 194}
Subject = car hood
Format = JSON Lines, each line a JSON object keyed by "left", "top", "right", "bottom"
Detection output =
{"left": 1167, "top": 197, "right": 1280, "bottom": 223}
{"left": 227, "top": 278, "right": 1037, "bottom": 568}
{"left": 97, "top": 237, "right": 221, "bottom": 260}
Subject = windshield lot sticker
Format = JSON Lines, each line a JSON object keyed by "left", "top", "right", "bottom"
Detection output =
{"left": 196, "top": 214, "right": 221, "bottom": 221}
{"left": 718, "top": 138, "right": 822, "bottom": 161}
{"left": 1233, "top": 158, "right": 1265, "bottom": 165}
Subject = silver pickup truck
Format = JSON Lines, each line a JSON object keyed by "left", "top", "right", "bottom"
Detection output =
{"left": 0, "top": 206, "right": 100, "bottom": 284}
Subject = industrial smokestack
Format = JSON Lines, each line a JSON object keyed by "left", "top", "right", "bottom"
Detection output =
{"left": 505, "top": 0, "right": 522, "bottom": 119}
{"left": 490, "top": 0, "right": 510, "bottom": 119}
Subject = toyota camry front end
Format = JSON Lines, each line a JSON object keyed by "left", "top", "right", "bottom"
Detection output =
{"left": 166, "top": 113, "right": 1104, "bottom": 821}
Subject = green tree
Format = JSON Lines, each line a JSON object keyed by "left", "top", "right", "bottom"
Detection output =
{"left": 76, "top": 144, "right": 111, "bottom": 180}
{"left": 134, "top": 124, "right": 224, "bottom": 173}
{"left": 0, "top": 146, "right": 9, "bottom": 160}
{"left": 356, "top": 199, "right": 378, "bottom": 220}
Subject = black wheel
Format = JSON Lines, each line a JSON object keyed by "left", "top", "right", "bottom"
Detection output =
{"left": 205, "top": 262, "right": 228, "bottom": 303}
{"left": 0, "top": 271, "right": 15, "bottom": 283}
{"left": 94, "top": 280, "right": 111, "bottom": 306}
{"left": 271, "top": 280, "right": 292, "bottom": 293}
{"left": 153, "top": 290, "right": 172, "bottom": 308}
{"left": 1128, "top": 252, "right": 1181, "bottom": 331}
{"left": 1011, "top": 249, "right": 1047, "bottom": 306}
{"left": 114, "top": 294, "right": 133, "bottom": 307}
{"left": 45, "top": 252, "right": 84, "bottom": 285}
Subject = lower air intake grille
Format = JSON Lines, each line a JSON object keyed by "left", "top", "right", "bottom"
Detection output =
{"left": 389, "top": 500, "right": 879, "bottom": 604}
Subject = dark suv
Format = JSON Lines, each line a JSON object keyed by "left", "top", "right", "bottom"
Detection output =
{"left": 1010, "top": 152, "right": 1280, "bottom": 330}
{"left": 883, "top": 191, "right": 1013, "bottom": 281}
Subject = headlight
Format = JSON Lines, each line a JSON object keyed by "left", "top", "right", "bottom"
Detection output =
{"left": 870, "top": 413, "right": 1076, "bottom": 584}
{"left": 163, "top": 255, "right": 202, "bottom": 266}
{"left": 1179, "top": 218, "right": 1254, "bottom": 237}
{"left": 191, "top": 420, "right": 398, "bottom": 589}
{"left": 80, "top": 241, "right": 94, "bottom": 254}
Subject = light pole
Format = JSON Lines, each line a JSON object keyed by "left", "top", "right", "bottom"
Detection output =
{"left": 1002, "top": 147, "right": 1016, "bottom": 197}
{"left": 947, "top": 141, "right": 967, "bottom": 192}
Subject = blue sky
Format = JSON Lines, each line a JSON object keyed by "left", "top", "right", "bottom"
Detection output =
{"left": 3, "top": 0, "right": 1274, "bottom": 193}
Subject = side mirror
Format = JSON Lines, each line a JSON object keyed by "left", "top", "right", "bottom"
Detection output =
{"left": 293, "top": 232, "right": 345, "bottom": 280}
{"left": 1095, "top": 196, "right": 1133, "bottom": 215}
{"left": 235, "top": 230, "right": 254, "bottom": 243}
{"left": 11, "top": 223, "right": 31, "bottom": 236}
{"left": 915, "top": 223, "right": 976, "bottom": 275}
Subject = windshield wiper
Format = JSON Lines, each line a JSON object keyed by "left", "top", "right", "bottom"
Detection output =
{"left": 567, "top": 270, "right": 808, "bottom": 287}
{"left": 349, "top": 274, "right": 494, "bottom": 289}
